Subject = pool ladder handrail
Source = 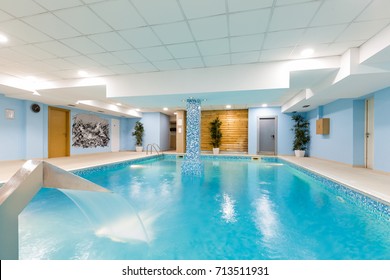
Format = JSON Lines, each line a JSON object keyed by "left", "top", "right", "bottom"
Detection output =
{"left": 146, "top": 143, "right": 163, "bottom": 155}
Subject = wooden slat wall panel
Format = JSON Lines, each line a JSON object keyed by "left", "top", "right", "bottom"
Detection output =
{"left": 201, "top": 110, "right": 248, "bottom": 152}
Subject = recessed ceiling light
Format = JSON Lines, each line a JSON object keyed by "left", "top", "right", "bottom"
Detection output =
{"left": 116, "top": 103, "right": 122, "bottom": 106}
{"left": 301, "top": 48, "right": 314, "bottom": 57}
{"left": 163, "top": 107, "right": 168, "bottom": 111}
{"left": 78, "top": 70, "right": 88, "bottom": 77}
{"left": 32, "top": 91, "right": 40, "bottom": 96}
{"left": 261, "top": 103, "right": 268, "bottom": 107}
{"left": 135, "top": 108, "right": 141, "bottom": 112}
{"left": 226, "top": 105, "right": 231, "bottom": 109}
{"left": 0, "top": 34, "right": 8, "bottom": 43}
{"left": 174, "top": 112, "right": 177, "bottom": 115}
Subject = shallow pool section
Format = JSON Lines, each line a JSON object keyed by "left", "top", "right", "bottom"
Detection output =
{"left": 19, "top": 156, "right": 390, "bottom": 260}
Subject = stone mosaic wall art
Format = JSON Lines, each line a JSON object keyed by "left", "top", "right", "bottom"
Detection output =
{"left": 72, "top": 114, "right": 110, "bottom": 148}
{"left": 182, "top": 98, "right": 203, "bottom": 176}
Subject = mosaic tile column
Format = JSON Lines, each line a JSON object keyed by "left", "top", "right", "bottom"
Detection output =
{"left": 181, "top": 98, "right": 203, "bottom": 176}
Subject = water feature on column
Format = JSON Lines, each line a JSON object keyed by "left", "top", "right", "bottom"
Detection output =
{"left": 181, "top": 98, "right": 203, "bottom": 176}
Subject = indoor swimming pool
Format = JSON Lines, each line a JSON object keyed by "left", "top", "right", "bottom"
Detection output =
{"left": 19, "top": 155, "right": 390, "bottom": 260}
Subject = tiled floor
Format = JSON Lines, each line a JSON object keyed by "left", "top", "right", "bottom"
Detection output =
{"left": 1, "top": 152, "right": 389, "bottom": 205}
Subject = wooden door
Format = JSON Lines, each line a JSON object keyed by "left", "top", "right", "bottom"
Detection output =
{"left": 48, "top": 106, "right": 70, "bottom": 158}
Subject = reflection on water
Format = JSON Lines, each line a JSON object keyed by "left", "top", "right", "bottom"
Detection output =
{"left": 220, "top": 193, "right": 237, "bottom": 223}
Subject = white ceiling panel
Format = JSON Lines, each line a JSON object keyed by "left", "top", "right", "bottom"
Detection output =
{"left": 358, "top": 0, "right": 390, "bottom": 21}
{"left": 1, "top": 20, "right": 51, "bottom": 43}
{"left": 264, "top": 29, "right": 305, "bottom": 49}
{"left": 138, "top": 46, "right": 173, "bottom": 61}
{"left": 21, "top": 61, "right": 59, "bottom": 74}
{"left": 167, "top": 43, "right": 200, "bottom": 59}
{"left": 36, "top": 41, "right": 81, "bottom": 57}
{"left": 231, "top": 51, "right": 260, "bottom": 64}
{"left": 203, "top": 54, "right": 231, "bottom": 67}
{"left": 300, "top": 24, "right": 347, "bottom": 45}
{"left": 90, "top": 0, "right": 145, "bottom": 30}
{"left": 229, "top": 9, "right": 271, "bottom": 36}
{"left": 190, "top": 16, "right": 228, "bottom": 40}
{"left": 336, "top": 19, "right": 390, "bottom": 42}
{"left": 132, "top": 0, "right": 183, "bottom": 25}
{"left": 276, "top": 0, "right": 318, "bottom": 6}
{"left": 311, "top": 0, "right": 372, "bottom": 26}
{"left": 231, "top": 34, "right": 264, "bottom": 53}
{"left": 119, "top": 27, "right": 162, "bottom": 48}
{"left": 197, "top": 38, "right": 229, "bottom": 56}
{"left": 88, "top": 53, "right": 123, "bottom": 66}
{"left": 228, "top": 0, "right": 273, "bottom": 12}
{"left": 42, "top": 58, "right": 77, "bottom": 70}
{"left": 12, "top": 45, "right": 55, "bottom": 60}
{"left": 177, "top": 57, "right": 204, "bottom": 69}
{"left": 34, "top": 0, "right": 84, "bottom": 11}
{"left": 88, "top": 32, "right": 132, "bottom": 51}
{"left": 61, "top": 37, "right": 105, "bottom": 54}
{"left": 0, "top": 0, "right": 46, "bottom": 17}
{"left": 179, "top": 0, "right": 226, "bottom": 19}
{"left": 259, "top": 48, "right": 294, "bottom": 62}
{"left": 326, "top": 41, "right": 366, "bottom": 56}
{"left": 55, "top": 6, "right": 111, "bottom": 35}
{"left": 108, "top": 64, "right": 137, "bottom": 75}
{"left": 65, "top": 55, "right": 101, "bottom": 68}
{"left": 112, "top": 50, "right": 147, "bottom": 64}
{"left": 0, "top": 10, "right": 13, "bottom": 22}
{"left": 23, "top": 13, "right": 81, "bottom": 39}
{"left": 152, "top": 22, "right": 193, "bottom": 44}
{"left": 269, "top": 2, "right": 321, "bottom": 31}
{"left": 130, "top": 62, "right": 158, "bottom": 73}
{"left": 0, "top": 49, "right": 34, "bottom": 63}
{"left": 153, "top": 60, "right": 181, "bottom": 71}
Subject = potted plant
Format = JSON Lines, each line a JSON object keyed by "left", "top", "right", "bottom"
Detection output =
{"left": 291, "top": 114, "right": 310, "bottom": 157}
{"left": 209, "top": 117, "right": 223, "bottom": 155}
{"left": 132, "top": 121, "right": 144, "bottom": 152}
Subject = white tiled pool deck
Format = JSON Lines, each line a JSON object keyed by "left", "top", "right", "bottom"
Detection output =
{"left": 1, "top": 152, "right": 389, "bottom": 205}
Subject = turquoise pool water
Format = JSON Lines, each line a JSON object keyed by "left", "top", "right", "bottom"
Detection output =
{"left": 19, "top": 156, "right": 390, "bottom": 260}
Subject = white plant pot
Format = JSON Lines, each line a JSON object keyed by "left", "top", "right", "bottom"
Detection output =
{"left": 294, "top": 150, "right": 305, "bottom": 157}
{"left": 135, "top": 146, "right": 143, "bottom": 152}
{"left": 213, "top": 148, "right": 220, "bottom": 155}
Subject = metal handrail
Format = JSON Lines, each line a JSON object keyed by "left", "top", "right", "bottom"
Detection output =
{"left": 146, "top": 143, "right": 163, "bottom": 155}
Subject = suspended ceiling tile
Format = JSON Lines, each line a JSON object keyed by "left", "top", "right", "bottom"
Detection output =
{"left": 358, "top": 0, "right": 390, "bottom": 21}
{"left": 203, "top": 54, "right": 231, "bottom": 67}
{"left": 1, "top": 20, "right": 51, "bottom": 43}
{"left": 138, "top": 46, "right": 173, "bottom": 61}
{"left": 264, "top": 29, "right": 305, "bottom": 49}
{"left": 42, "top": 58, "right": 77, "bottom": 70}
{"left": 230, "top": 34, "right": 264, "bottom": 53}
{"left": 179, "top": 0, "right": 226, "bottom": 19}
{"left": 36, "top": 41, "right": 81, "bottom": 57}
{"left": 132, "top": 0, "right": 183, "bottom": 25}
{"left": 33, "top": 0, "right": 83, "bottom": 11}
{"left": 176, "top": 57, "right": 204, "bottom": 69}
{"left": 326, "top": 40, "right": 366, "bottom": 56}
{"left": 107, "top": 64, "right": 137, "bottom": 75}
{"left": 311, "top": 0, "right": 372, "bottom": 26}
{"left": 90, "top": 0, "right": 145, "bottom": 30}
{"left": 12, "top": 45, "right": 56, "bottom": 60}
{"left": 231, "top": 51, "right": 260, "bottom": 64}
{"left": 119, "top": 27, "right": 162, "bottom": 48}
{"left": 152, "top": 22, "right": 193, "bottom": 44}
{"left": 0, "top": 10, "right": 13, "bottom": 22}
{"left": 0, "top": 0, "right": 46, "bottom": 17}
{"left": 300, "top": 24, "right": 347, "bottom": 45}
{"left": 269, "top": 2, "right": 321, "bottom": 32}
{"left": 112, "top": 49, "right": 147, "bottom": 64}
{"left": 229, "top": 9, "right": 271, "bottom": 36}
{"left": 259, "top": 48, "right": 294, "bottom": 62}
{"left": 153, "top": 60, "right": 181, "bottom": 71}
{"left": 227, "top": 0, "right": 273, "bottom": 12}
{"left": 87, "top": 53, "right": 123, "bottom": 66}
{"left": 55, "top": 6, "right": 111, "bottom": 35}
{"left": 130, "top": 62, "right": 158, "bottom": 73}
{"left": 61, "top": 37, "right": 105, "bottom": 55}
{"left": 167, "top": 42, "right": 200, "bottom": 59}
{"left": 336, "top": 19, "right": 390, "bottom": 42}
{"left": 197, "top": 38, "right": 229, "bottom": 56}
{"left": 276, "top": 0, "right": 318, "bottom": 6}
{"left": 65, "top": 55, "right": 101, "bottom": 68}
{"left": 189, "top": 15, "right": 228, "bottom": 40}
{"left": 88, "top": 32, "right": 132, "bottom": 52}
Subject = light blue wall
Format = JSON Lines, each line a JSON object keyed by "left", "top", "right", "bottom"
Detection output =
{"left": 352, "top": 100, "right": 365, "bottom": 167}
{"left": 307, "top": 99, "right": 354, "bottom": 165}
{"left": 25, "top": 101, "right": 47, "bottom": 159}
{"left": 0, "top": 95, "right": 25, "bottom": 160}
{"left": 373, "top": 87, "right": 390, "bottom": 172}
{"left": 248, "top": 107, "right": 294, "bottom": 155}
